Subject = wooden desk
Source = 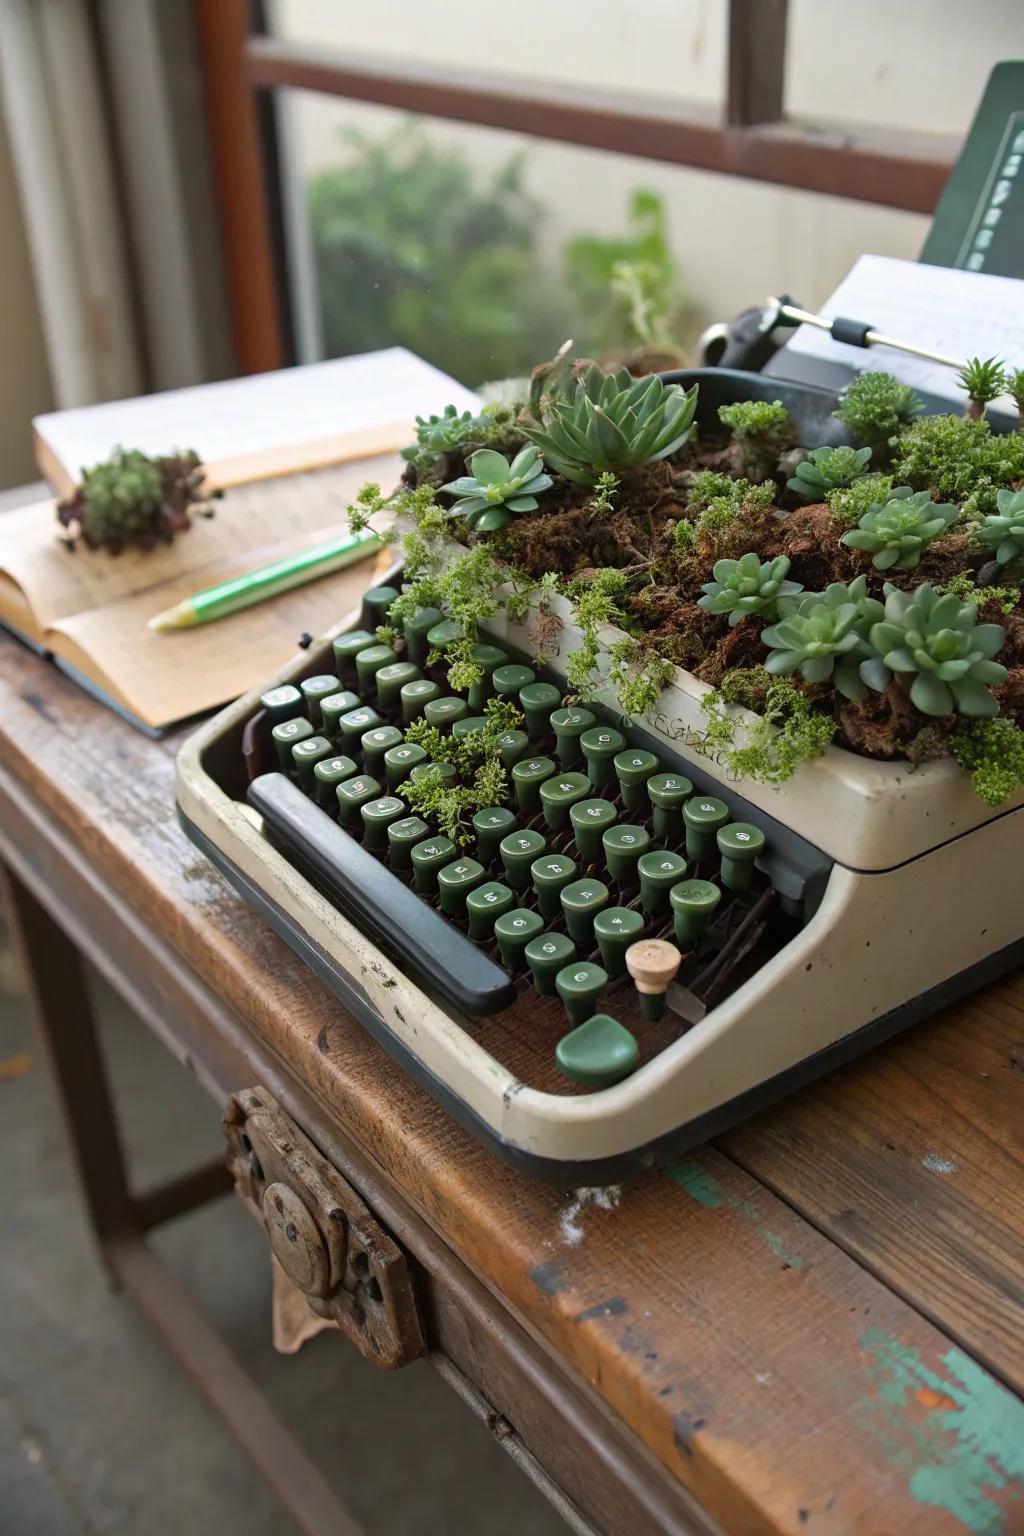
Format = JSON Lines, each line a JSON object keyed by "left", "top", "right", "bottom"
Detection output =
{"left": 2, "top": 630, "right": 1023, "bottom": 1536}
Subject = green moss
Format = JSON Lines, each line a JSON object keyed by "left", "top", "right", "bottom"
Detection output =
{"left": 563, "top": 569, "right": 629, "bottom": 696}
{"left": 400, "top": 698, "right": 524, "bottom": 841}
{"left": 951, "top": 719, "right": 1024, "bottom": 806}
{"left": 607, "top": 638, "right": 674, "bottom": 718}
{"left": 687, "top": 470, "right": 742, "bottom": 512}
{"left": 718, "top": 399, "right": 792, "bottom": 479}
{"left": 941, "top": 573, "right": 1020, "bottom": 616}
{"left": 826, "top": 473, "right": 894, "bottom": 528}
{"left": 699, "top": 681, "right": 836, "bottom": 785}
{"left": 834, "top": 371, "right": 922, "bottom": 452}
{"left": 586, "top": 471, "right": 620, "bottom": 517}
{"left": 720, "top": 666, "right": 772, "bottom": 709}
{"left": 891, "top": 414, "right": 1024, "bottom": 517}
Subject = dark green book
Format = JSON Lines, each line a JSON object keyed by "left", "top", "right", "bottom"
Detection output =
{"left": 922, "top": 61, "right": 1024, "bottom": 276}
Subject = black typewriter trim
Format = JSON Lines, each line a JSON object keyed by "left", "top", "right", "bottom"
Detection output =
{"left": 179, "top": 806, "right": 1024, "bottom": 1187}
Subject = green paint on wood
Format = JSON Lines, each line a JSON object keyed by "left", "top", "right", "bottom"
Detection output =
{"left": 665, "top": 1160, "right": 806, "bottom": 1268}
{"left": 859, "top": 1329, "right": 1024, "bottom": 1534}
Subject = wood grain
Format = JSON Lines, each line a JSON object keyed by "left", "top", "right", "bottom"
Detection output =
{"left": 2, "top": 634, "right": 1023, "bottom": 1536}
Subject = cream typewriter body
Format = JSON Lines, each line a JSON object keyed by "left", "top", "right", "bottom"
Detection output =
{"left": 177, "top": 562, "right": 1024, "bottom": 1184}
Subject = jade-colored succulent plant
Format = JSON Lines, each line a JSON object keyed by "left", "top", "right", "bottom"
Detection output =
{"left": 762, "top": 577, "right": 884, "bottom": 698}
{"left": 524, "top": 363, "right": 698, "bottom": 486}
{"left": 717, "top": 398, "right": 791, "bottom": 479}
{"left": 787, "top": 444, "right": 872, "bottom": 501}
{"left": 402, "top": 404, "right": 477, "bottom": 464}
{"left": 840, "top": 488, "right": 959, "bottom": 570}
{"left": 697, "top": 551, "right": 802, "bottom": 627}
{"left": 1006, "top": 368, "right": 1024, "bottom": 429}
{"left": 441, "top": 445, "right": 553, "bottom": 532}
{"left": 834, "top": 371, "right": 922, "bottom": 452}
{"left": 56, "top": 447, "right": 207, "bottom": 553}
{"left": 866, "top": 583, "right": 1008, "bottom": 716}
{"left": 956, "top": 355, "right": 1006, "bottom": 421}
{"left": 977, "top": 487, "right": 1024, "bottom": 565}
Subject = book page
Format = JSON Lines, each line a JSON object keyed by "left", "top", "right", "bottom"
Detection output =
{"left": 770, "top": 254, "right": 1024, "bottom": 406}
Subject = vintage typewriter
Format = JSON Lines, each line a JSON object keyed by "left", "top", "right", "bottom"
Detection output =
{"left": 177, "top": 371, "right": 1024, "bottom": 1184}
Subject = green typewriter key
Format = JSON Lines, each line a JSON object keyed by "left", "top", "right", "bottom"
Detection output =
{"left": 409, "top": 761, "right": 458, "bottom": 788}
{"left": 360, "top": 795, "right": 406, "bottom": 853}
{"left": 466, "top": 880, "right": 515, "bottom": 941}
{"left": 560, "top": 878, "right": 609, "bottom": 944}
{"left": 539, "top": 772, "right": 591, "bottom": 833}
{"left": 410, "top": 835, "right": 457, "bottom": 895}
{"left": 569, "top": 798, "right": 618, "bottom": 863}
{"left": 404, "top": 606, "right": 443, "bottom": 666}
{"left": 332, "top": 629, "right": 376, "bottom": 682}
{"left": 525, "top": 932, "right": 576, "bottom": 997}
{"left": 400, "top": 678, "right": 441, "bottom": 725}
{"left": 467, "top": 643, "right": 508, "bottom": 709}
{"left": 313, "top": 753, "right": 358, "bottom": 806}
{"left": 375, "top": 661, "right": 420, "bottom": 711}
{"left": 362, "top": 584, "right": 399, "bottom": 630}
{"left": 291, "top": 733, "right": 334, "bottom": 789}
{"left": 638, "top": 849, "right": 688, "bottom": 915}
{"left": 613, "top": 748, "right": 660, "bottom": 812}
{"left": 550, "top": 706, "right": 595, "bottom": 769}
{"left": 320, "top": 689, "right": 361, "bottom": 735}
{"left": 682, "top": 796, "right": 730, "bottom": 862}
{"left": 272, "top": 715, "right": 314, "bottom": 768}
{"left": 555, "top": 961, "right": 608, "bottom": 1028}
{"left": 495, "top": 729, "right": 530, "bottom": 770}
{"left": 260, "top": 683, "right": 303, "bottom": 725}
{"left": 670, "top": 879, "right": 722, "bottom": 945}
{"left": 337, "top": 704, "right": 383, "bottom": 750}
{"left": 580, "top": 726, "right": 626, "bottom": 790}
{"left": 647, "top": 772, "right": 693, "bottom": 843}
{"left": 360, "top": 724, "right": 403, "bottom": 777}
{"left": 423, "top": 695, "right": 469, "bottom": 731}
{"left": 426, "top": 618, "right": 463, "bottom": 655}
{"left": 593, "top": 907, "right": 646, "bottom": 978}
{"left": 556, "top": 1014, "right": 638, "bottom": 1087}
{"left": 383, "top": 742, "right": 426, "bottom": 790}
{"left": 451, "top": 715, "right": 488, "bottom": 742}
{"left": 530, "top": 853, "right": 577, "bottom": 921}
{"left": 518, "top": 681, "right": 561, "bottom": 739}
{"left": 387, "top": 815, "right": 429, "bottom": 871}
{"left": 354, "top": 643, "right": 398, "bottom": 698}
{"left": 492, "top": 662, "right": 535, "bottom": 701}
{"left": 602, "top": 823, "right": 651, "bottom": 885}
{"left": 494, "top": 908, "right": 544, "bottom": 970}
{"left": 499, "top": 828, "right": 547, "bottom": 890}
{"left": 511, "top": 755, "right": 556, "bottom": 816}
{"left": 300, "top": 673, "right": 342, "bottom": 725}
{"left": 336, "top": 773, "right": 382, "bottom": 829}
{"left": 717, "top": 822, "right": 766, "bottom": 892}
{"left": 472, "top": 806, "right": 518, "bottom": 865}
{"left": 437, "top": 856, "right": 485, "bottom": 917}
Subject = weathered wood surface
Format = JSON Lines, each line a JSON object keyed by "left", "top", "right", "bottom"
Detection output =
{"left": 2, "top": 633, "right": 1023, "bottom": 1536}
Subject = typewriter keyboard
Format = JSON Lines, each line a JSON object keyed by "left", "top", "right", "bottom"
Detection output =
{"left": 241, "top": 591, "right": 825, "bottom": 1094}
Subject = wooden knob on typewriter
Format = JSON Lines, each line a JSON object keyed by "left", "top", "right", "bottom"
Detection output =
{"left": 625, "top": 939, "right": 683, "bottom": 1022}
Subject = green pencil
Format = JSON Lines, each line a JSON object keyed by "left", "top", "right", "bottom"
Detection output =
{"left": 148, "top": 528, "right": 382, "bottom": 632}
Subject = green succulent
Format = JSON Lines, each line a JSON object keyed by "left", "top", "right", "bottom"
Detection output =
{"left": 717, "top": 398, "right": 791, "bottom": 479}
{"left": 977, "top": 488, "right": 1024, "bottom": 565}
{"left": 524, "top": 363, "right": 698, "bottom": 486}
{"left": 787, "top": 445, "right": 872, "bottom": 500}
{"left": 402, "top": 404, "right": 477, "bottom": 464}
{"left": 834, "top": 372, "right": 922, "bottom": 451}
{"left": 866, "top": 583, "right": 1008, "bottom": 717}
{"left": 762, "top": 577, "right": 883, "bottom": 699}
{"left": 441, "top": 445, "right": 553, "bottom": 532}
{"left": 956, "top": 355, "right": 1005, "bottom": 418}
{"left": 697, "top": 551, "right": 802, "bottom": 627}
{"left": 840, "top": 488, "right": 959, "bottom": 570}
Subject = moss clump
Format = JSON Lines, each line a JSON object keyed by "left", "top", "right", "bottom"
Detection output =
{"left": 834, "top": 372, "right": 922, "bottom": 453}
{"left": 951, "top": 718, "right": 1024, "bottom": 805}
{"left": 401, "top": 698, "right": 525, "bottom": 842}
{"left": 607, "top": 638, "right": 674, "bottom": 718}
{"left": 563, "top": 569, "right": 629, "bottom": 696}
{"left": 57, "top": 447, "right": 211, "bottom": 553}
{"left": 699, "top": 679, "right": 836, "bottom": 785}
{"left": 942, "top": 572, "right": 1020, "bottom": 616}
{"left": 826, "top": 473, "right": 894, "bottom": 528}
{"left": 718, "top": 398, "right": 792, "bottom": 479}
{"left": 891, "top": 414, "right": 1024, "bottom": 518}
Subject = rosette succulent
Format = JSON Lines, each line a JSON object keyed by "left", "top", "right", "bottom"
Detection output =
{"left": 787, "top": 445, "right": 872, "bottom": 501}
{"left": 841, "top": 488, "right": 959, "bottom": 570}
{"left": 697, "top": 551, "right": 803, "bottom": 627}
{"left": 761, "top": 577, "right": 884, "bottom": 699}
{"left": 402, "top": 404, "right": 478, "bottom": 464}
{"left": 866, "top": 583, "right": 1008, "bottom": 716}
{"left": 524, "top": 363, "right": 698, "bottom": 486}
{"left": 441, "top": 445, "right": 553, "bottom": 532}
{"left": 977, "top": 488, "right": 1024, "bottom": 566}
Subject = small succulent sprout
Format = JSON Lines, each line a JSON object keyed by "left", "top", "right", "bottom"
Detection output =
{"left": 524, "top": 363, "right": 698, "bottom": 486}
{"left": 441, "top": 445, "right": 553, "bottom": 532}
{"left": 834, "top": 371, "right": 922, "bottom": 452}
{"left": 697, "top": 551, "right": 803, "bottom": 627}
{"left": 955, "top": 355, "right": 1006, "bottom": 421}
{"left": 840, "top": 488, "right": 960, "bottom": 570}
{"left": 867, "top": 583, "right": 1008, "bottom": 717}
{"left": 56, "top": 446, "right": 207, "bottom": 553}
{"left": 402, "top": 403, "right": 477, "bottom": 463}
{"left": 762, "top": 578, "right": 884, "bottom": 699}
{"left": 1006, "top": 367, "right": 1024, "bottom": 429}
{"left": 977, "top": 487, "right": 1024, "bottom": 565}
{"left": 787, "top": 444, "right": 872, "bottom": 500}
{"left": 717, "top": 398, "right": 792, "bottom": 479}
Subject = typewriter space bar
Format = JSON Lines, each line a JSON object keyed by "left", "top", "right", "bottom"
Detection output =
{"left": 247, "top": 772, "right": 516, "bottom": 1018}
